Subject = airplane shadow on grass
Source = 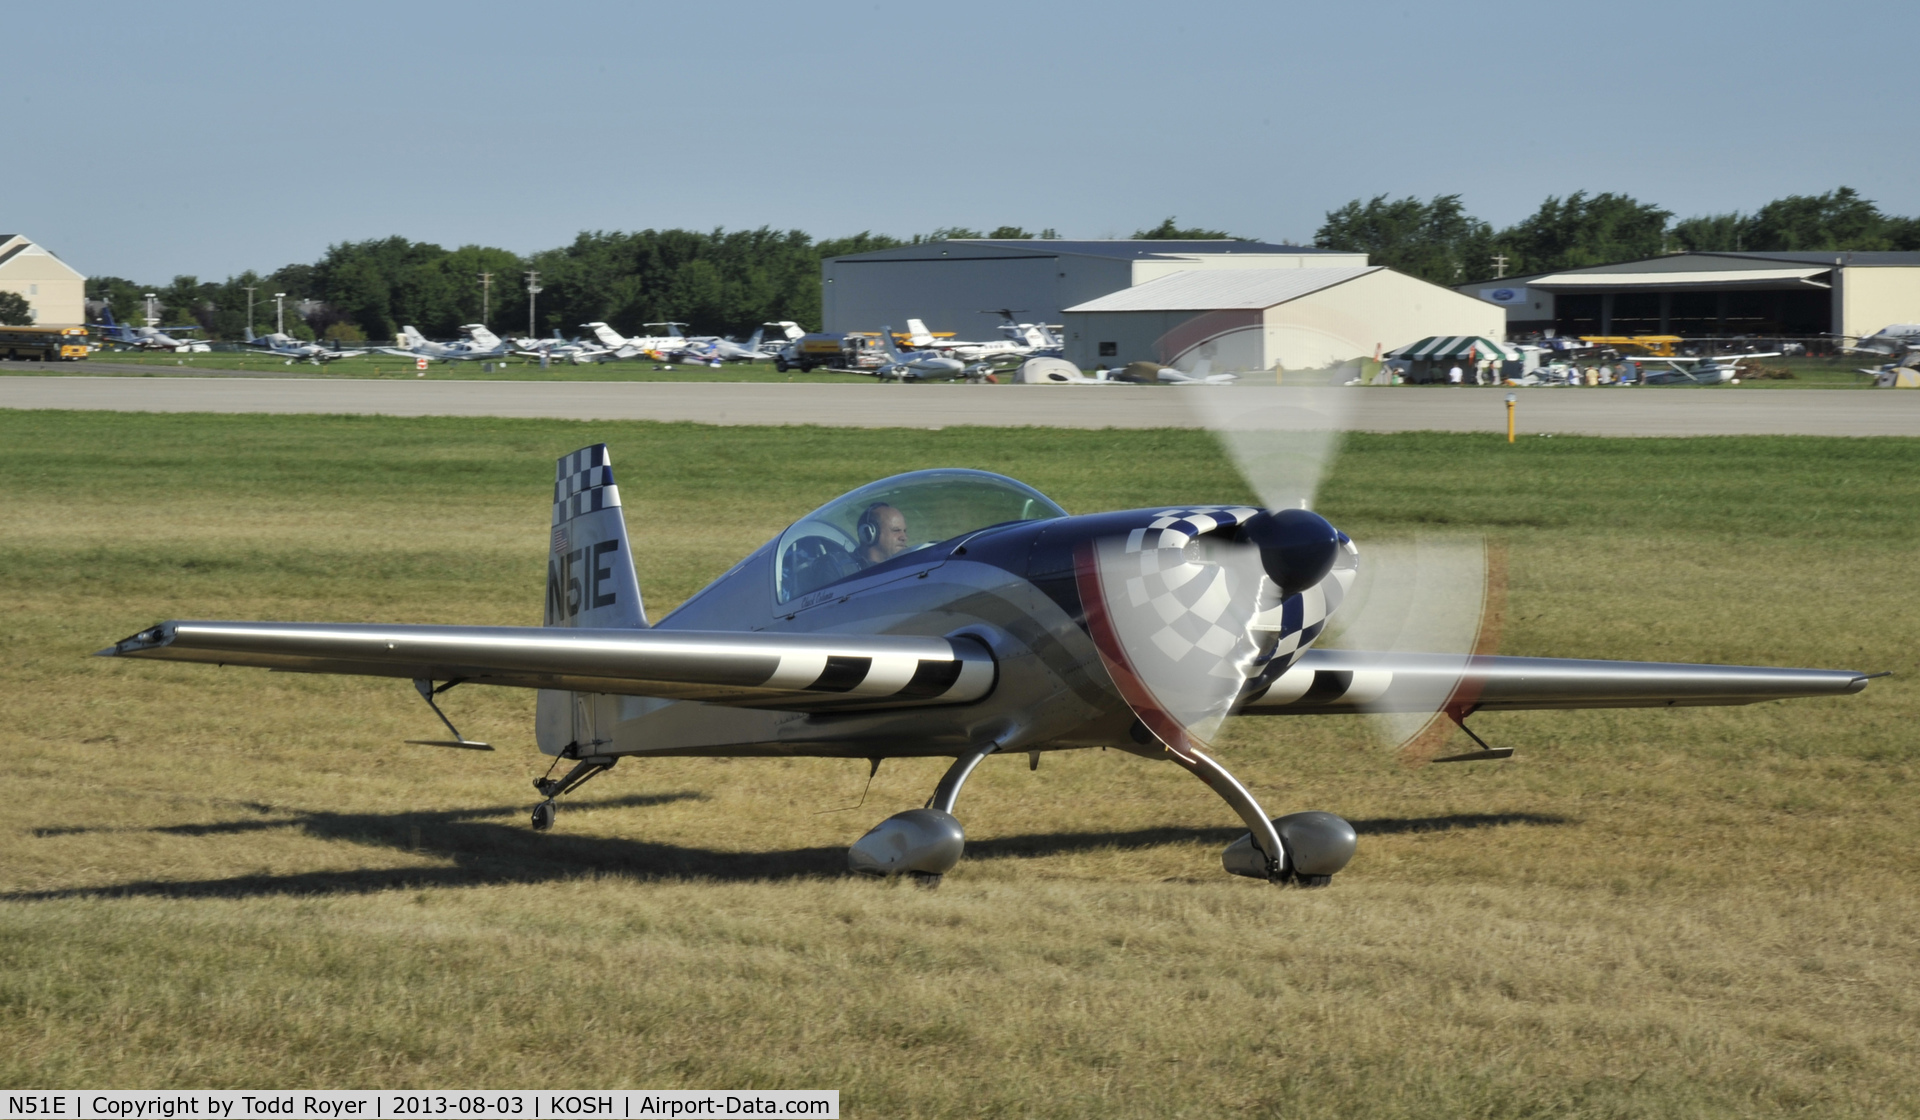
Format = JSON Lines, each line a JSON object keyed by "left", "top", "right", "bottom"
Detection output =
{"left": 10, "top": 797, "right": 1571, "bottom": 901}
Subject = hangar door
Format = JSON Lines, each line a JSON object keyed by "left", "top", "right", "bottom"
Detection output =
{"left": 826, "top": 256, "right": 1063, "bottom": 336}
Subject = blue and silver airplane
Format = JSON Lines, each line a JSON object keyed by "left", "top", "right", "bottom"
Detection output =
{"left": 100, "top": 444, "right": 1872, "bottom": 887}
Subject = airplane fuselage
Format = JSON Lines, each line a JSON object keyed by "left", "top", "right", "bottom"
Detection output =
{"left": 552, "top": 507, "right": 1326, "bottom": 761}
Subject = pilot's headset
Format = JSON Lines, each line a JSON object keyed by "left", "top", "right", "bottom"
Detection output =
{"left": 856, "top": 503, "right": 891, "bottom": 549}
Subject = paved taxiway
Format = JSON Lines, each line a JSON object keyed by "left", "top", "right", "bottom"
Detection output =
{"left": 3, "top": 376, "right": 1916, "bottom": 436}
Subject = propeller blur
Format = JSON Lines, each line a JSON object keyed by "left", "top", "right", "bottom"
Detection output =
{"left": 100, "top": 443, "right": 1873, "bottom": 888}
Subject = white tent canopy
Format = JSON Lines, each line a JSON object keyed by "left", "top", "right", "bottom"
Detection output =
{"left": 1387, "top": 335, "right": 1521, "bottom": 362}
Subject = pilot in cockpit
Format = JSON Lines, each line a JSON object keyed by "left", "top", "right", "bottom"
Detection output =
{"left": 855, "top": 502, "right": 910, "bottom": 567}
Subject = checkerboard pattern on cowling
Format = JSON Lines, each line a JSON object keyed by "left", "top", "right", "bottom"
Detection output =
{"left": 1122, "top": 507, "right": 1357, "bottom": 681}
{"left": 552, "top": 444, "right": 623, "bottom": 526}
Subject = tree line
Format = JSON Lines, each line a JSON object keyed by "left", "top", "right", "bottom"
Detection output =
{"left": 83, "top": 191, "right": 1912, "bottom": 340}
{"left": 78, "top": 218, "right": 1232, "bottom": 342}
{"left": 1314, "top": 186, "right": 1920, "bottom": 286}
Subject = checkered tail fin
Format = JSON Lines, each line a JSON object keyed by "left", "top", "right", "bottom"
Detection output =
{"left": 545, "top": 444, "right": 647, "bottom": 629}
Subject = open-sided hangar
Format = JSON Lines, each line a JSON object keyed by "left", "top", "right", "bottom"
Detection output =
{"left": 1463, "top": 251, "right": 1920, "bottom": 341}
{"left": 1060, "top": 266, "right": 1504, "bottom": 373}
{"left": 820, "top": 239, "right": 1364, "bottom": 337}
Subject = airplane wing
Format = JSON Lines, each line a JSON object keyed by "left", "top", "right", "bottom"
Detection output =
{"left": 99, "top": 621, "right": 995, "bottom": 712}
{"left": 376, "top": 348, "right": 428, "bottom": 359}
{"left": 1241, "top": 649, "right": 1869, "bottom": 715}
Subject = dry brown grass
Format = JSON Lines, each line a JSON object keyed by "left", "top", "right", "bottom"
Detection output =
{"left": 0, "top": 413, "right": 1915, "bottom": 1117}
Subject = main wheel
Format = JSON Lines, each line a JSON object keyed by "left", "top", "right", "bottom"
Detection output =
{"left": 531, "top": 801, "right": 556, "bottom": 831}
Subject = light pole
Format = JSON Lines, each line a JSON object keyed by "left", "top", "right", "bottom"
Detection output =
{"left": 478, "top": 271, "right": 493, "bottom": 327}
{"left": 243, "top": 285, "right": 257, "bottom": 336}
{"left": 143, "top": 293, "right": 158, "bottom": 328}
{"left": 274, "top": 293, "right": 286, "bottom": 336}
{"left": 525, "top": 269, "right": 541, "bottom": 338}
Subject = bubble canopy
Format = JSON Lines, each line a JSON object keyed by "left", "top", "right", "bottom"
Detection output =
{"left": 775, "top": 469, "right": 1068, "bottom": 604}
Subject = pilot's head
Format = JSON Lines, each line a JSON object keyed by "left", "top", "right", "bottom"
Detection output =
{"left": 856, "top": 503, "right": 908, "bottom": 565}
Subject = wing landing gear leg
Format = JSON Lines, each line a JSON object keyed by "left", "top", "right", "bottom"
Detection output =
{"left": 1431, "top": 705, "right": 1514, "bottom": 763}
{"left": 530, "top": 755, "right": 616, "bottom": 831}
{"left": 406, "top": 678, "right": 491, "bottom": 750}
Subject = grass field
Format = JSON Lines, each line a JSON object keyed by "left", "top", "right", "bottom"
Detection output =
{"left": 0, "top": 413, "right": 1915, "bottom": 1116}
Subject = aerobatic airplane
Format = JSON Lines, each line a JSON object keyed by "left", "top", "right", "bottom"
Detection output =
{"left": 100, "top": 444, "right": 1872, "bottom": 887}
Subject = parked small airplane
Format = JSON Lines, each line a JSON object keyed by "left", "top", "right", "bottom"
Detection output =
{"left": 575, "top": 322, "right": 691, "bottom": 362}
{"left": 838, "top": 325, "right": 972, "bottom": 381}
{"left": 89, "top": 307, "right": 211, "bottom": 353}
{"left": 1630, "top": 351, "right": 1779, "bottom": 386}
{"left": 512, "top": 331, "right": 601, "bottom": 365}
{"left": 1845, "top": 325, "right": 1920, "bottom": 386}
{"left": 378, "top": 325, "right": 511, "bottom": 364}
{"left": 985, "top": 309, "right": 1067, "bottom": 356}
{"left": 905, "top": 318, "right": 1031, "bottom": 367}
{"left": 244, "top": 328, "right": 369, "bottom": 364}
{"left": 762, "top": 321, "right": 807, "bottom": 355}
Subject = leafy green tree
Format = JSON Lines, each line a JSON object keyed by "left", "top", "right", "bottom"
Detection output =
{"left": 1670, "top": 212, "right": 1746, "bottom": 252}
{"left": 0, "top": 291, "right": 32, "bottom": 326}
{"left": 986, "top": 226, "right": 1036, "bottom": 239}
{"left": 1745, "top": 187, "right": 1891, "bottom": 251}
{"left": 1493, "top": 191, "right": 1671, "bottom": 275}
{"left": 1315, "top": 194, "right": 1494, "bottom": 283}
{"left": 1133, "top": 217, "right": 1237, "bottom": 240}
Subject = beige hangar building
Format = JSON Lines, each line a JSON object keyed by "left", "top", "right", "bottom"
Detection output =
{"left": 0, "top": 235, "right": 86, "bottom": 326}
{"left": 1061, "top": 266, "right": 1505, "bottom": 373}
{"left": 1459, "top": 251, "right": 1920, "bottom": 341}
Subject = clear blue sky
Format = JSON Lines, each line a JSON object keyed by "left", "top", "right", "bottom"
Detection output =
{"left": 10, "top": 0, "right": 1915, "bottom": 282}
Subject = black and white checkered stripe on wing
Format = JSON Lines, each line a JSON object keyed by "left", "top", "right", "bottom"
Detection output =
{"left": 757, "top": 641, "right": 994, "bottom": 704}
{"left": 552, "top": 445, "right": 622, "bottom": 525}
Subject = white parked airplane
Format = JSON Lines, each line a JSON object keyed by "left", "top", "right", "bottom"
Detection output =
{"left": 904, "top": 318, "right": 1032, "bottom": 366}
{"left": 244, "top": 328, "right": 368, "bottom": 363}
{"left": 89, "top": 307, "right": 210, "bottom": 353}
{"left": 378, "top": 325, "right": 511, "bottom": 363}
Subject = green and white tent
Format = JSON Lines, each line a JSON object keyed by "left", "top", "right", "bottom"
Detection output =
{"left": 1386, "top": 336, "right": 1522, "bottom": 362}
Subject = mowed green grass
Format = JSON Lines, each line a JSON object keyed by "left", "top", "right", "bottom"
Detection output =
{"left": 0, "top": 413, "right": 1915, "bottom": 1116}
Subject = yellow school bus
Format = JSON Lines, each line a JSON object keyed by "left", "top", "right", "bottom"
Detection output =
{"left": 0, "top": 324, "right": 89, "bottom": 360}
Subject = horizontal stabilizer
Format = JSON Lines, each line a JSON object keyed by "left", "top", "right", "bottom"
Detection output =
{"left": 100, "top": 621, "right": 996, "bottom": 712}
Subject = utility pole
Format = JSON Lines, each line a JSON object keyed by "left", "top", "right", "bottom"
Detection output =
{"left": 1491, "top": 254, "right": 1509, "bottom": 279}
{"left": 478, "top": 271, "right": 493, "bottom": 326}
{"left": 525, "top": 269, "right": 541, "bottom": 337}
{"left": 143, "top": 293, "right": 158, "bottom": 327}
{"left": 274, "top": 292, "right": 286, "bottom": 335}
{"left": 243, "top": 285, "right": 258, "bottom": 335}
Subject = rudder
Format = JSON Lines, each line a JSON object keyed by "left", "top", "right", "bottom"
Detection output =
{"left": 545, "top": 443, "right": 647, "bottom": 630}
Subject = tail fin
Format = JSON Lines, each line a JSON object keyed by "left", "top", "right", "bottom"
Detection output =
{"left": 399, "top": 326, "right": 426, "bottom": 349}
{"left": 244, "top": 326, "right": 256, "bottom": 343}
{"left": 466, "top": 324, "right": 503, "bottom": 349}
{"left": 905, "top": 318, "right": 935, "bottom": 347}
{"left": 546, "top": 443, "right": 646, "bottom": 630}
{"left": 744, "top": 327, "right": 764, "bottom": 349}
{"left": 584, "top": 321, "right": 625, "bottom": 347}
{"left": 879, "top": 326, "right": 908, "bottom": 363}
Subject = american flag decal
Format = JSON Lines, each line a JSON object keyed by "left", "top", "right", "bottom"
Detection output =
{"left": 551, "top": 526, "right": 569, "bottom": 554}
